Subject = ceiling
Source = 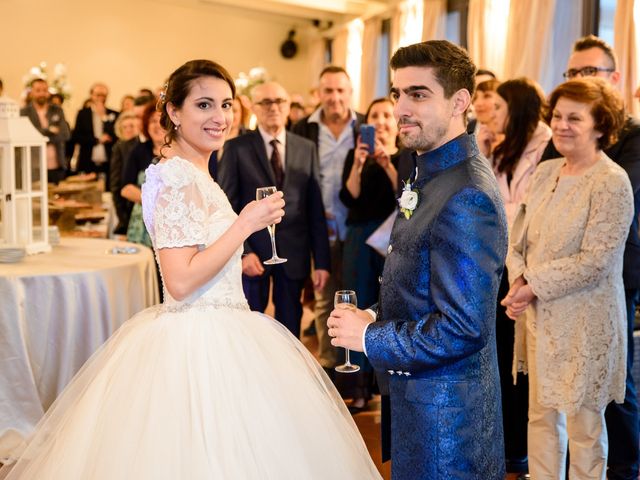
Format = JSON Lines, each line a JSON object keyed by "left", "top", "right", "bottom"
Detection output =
{"left": 198, "top": 0, "right": 393, "bottom": 22}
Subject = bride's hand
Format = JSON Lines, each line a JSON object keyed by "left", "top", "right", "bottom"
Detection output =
{"left": 238, "top": 191, "right": 285, "bottom": 234}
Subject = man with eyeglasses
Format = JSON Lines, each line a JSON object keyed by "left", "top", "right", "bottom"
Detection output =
{"left": 218, "top": 81, "right": 330, "bottom": 338}
{"left": 542, "top": 34, "right": 640, "bottom": 480}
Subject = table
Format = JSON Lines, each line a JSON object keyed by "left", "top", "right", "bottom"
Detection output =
{"left": 0, "top": 238, "right": 159, "bottom": 461}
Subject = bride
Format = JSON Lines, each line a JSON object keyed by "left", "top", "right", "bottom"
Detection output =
{"left": 0, "top": 59, "right": 381, "bottom": 480}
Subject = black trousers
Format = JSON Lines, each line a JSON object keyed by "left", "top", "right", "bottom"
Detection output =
{"left": 605, "top": 288, "right": 639, "bottom": 480}
{"left": 496, "top": 271, "right": 529, "bottom": 467}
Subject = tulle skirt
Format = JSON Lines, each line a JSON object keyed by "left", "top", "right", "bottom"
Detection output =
{"left": 0, "top": 305, "right": 381, "bottom": 479}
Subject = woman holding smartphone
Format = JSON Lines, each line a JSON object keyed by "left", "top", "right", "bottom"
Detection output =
{"left": 338, "top": 97, "right": 413, "bottom": 413}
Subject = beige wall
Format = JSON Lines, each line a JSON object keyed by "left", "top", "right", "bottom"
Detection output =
{"left": 1, "top": 0, "right": 321, "bottom": 123}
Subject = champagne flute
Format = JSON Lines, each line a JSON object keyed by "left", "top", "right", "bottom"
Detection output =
{"left": 334, "top": 290, "right": 360, "bottom": 373}
{"left": 256, "top": 186, "right": 287, "bottom": 265}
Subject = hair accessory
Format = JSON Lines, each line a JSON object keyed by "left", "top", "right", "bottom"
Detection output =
{"left": 159, "top": 82, "right": 169, "bottom": 103}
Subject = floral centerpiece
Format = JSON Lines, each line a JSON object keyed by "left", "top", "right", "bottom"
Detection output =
{"left": 234, "top": 67, "right": 269, "bottom": 97}
{"left": 22, "top": 61, "right": 72, "bottom": 101}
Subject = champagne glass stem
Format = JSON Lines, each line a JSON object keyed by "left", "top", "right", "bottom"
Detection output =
{"left": 269, "top": 230, "right": 279, "bottom": 258}
{"left": 344, "top": 348, "right": 353, "bottom": 366}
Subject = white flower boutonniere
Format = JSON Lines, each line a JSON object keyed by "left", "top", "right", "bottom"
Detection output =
{"left": 398, "top": 178, "right": 419, "bottom": 219}
{"left": 105, "top": 113, "right": 116, "bottom": 123}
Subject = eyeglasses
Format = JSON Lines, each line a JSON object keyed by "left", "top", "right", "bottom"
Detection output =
{"left": 563, "top": 66, "right": 615, "bottom": 79}
{"left": 255, "top": 98, "right": 288, "bottom": 108}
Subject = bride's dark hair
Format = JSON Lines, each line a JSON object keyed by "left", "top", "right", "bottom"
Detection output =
{"left": 158, "top": 59, "right": 236, "bottom": 152}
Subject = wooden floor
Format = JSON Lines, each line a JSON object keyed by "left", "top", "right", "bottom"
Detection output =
{"left": 287, "top": 301, "right": 521, "bottom": 480}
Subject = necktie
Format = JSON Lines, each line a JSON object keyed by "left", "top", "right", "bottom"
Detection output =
{"left": 269, "top": 139, "right": 284, "bottom": 189}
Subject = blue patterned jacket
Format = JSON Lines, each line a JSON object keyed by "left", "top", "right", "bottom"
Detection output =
{"left": 365, "top": 134, "right": 507, "bottom": 479}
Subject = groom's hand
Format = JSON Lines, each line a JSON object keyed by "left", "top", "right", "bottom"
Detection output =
{"left": 327, "top": 308, "right": 374, "bottom": 352}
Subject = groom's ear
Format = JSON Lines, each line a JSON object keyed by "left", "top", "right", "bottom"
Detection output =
{"left": 450, "top": 89, "right": 471, "bottom": 118}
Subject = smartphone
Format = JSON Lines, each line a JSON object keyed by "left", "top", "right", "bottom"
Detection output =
{"left": 359, "top": 124, "right": 375, "bottom": 155}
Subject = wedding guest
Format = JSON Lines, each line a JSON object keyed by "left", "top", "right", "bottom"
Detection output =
{"left": 469, "top": 78, "right": 500, "bottom": 138}
{"left": 287, "top": 101, "right": 306, "bottom": 129}
{"left": 338, "top": 97, "right": 412, "bottom": 412}
{"left": 540, "top": 36, "right": 640, "bottom": 479}
{"left": 70, "top": 82, "right": 118, "bottom": 184}
{"left": 490, "top": 78, "right": 551, "bottom": 225}
{"left": 488, "top": 77, "right": 551, "bottom": 475}
{"left": 50, "top": 93, "right": 64, "bottom": 106}
{"left": 120, "top": 94, "right": 135, "bottom": 112}
{"left": 121, "top": 103, "right": 164, "bottom": 248}
{"left": 503, "top": 77, "right": 633, "bottom": 479}
{"left": 218, "top": 82, "right": 330, "bottom": 338}
{"left": 292, "top": 66, "right": 365, "bottom": 376}
{"left": 110, "top": 111, "right": 140, "bottom": 235}
{"left": 114, "top": 111, "right": 138, "bottom": 142}
{"left": 138, "top": 87, "right": 154, "bottom": 98}
{"left": 229, "top": 97, "right": 248, "bottom": 139}
{"left": 20, "top": 78, "right": 71, "bottom": 183}
{"left": 110, "top": 95, "right": 155, "bottom": 235}
{"left": 476, "top": 68, "right": 496, "bottom": 86}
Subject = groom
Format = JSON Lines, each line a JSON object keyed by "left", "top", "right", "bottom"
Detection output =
{"left": 328, "top": 40, "right": 507, "bottom": 479}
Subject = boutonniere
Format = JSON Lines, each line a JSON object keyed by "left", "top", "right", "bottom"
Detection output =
{"left": 398, "top": 178, "right": 419, "bottom": 219}
{"left": 51, "top": 114, "right": 60, "bottom": 123}
{"left": 104, "top": 113, "right": 116, "bottom": 123}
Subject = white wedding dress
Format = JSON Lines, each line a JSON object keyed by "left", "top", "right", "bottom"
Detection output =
{"left": 1, "top": 157, "right": 381, "bottom": 480}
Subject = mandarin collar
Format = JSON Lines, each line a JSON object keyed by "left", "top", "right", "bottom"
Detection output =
{"left": 414, "top": 133, "right": 479, "bottom": 182}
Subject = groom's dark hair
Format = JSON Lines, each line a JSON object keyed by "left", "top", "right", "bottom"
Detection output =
{"left": 390, "top": 40, "right": 477, "bottom": 99}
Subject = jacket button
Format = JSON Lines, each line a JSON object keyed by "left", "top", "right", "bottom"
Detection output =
{"left": 387, "top": 244, "right": 393, "bottom": 254}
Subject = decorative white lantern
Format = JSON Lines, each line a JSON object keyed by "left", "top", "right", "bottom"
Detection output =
{"left": 0, "top": 98, "right": 51, "bottom": 254}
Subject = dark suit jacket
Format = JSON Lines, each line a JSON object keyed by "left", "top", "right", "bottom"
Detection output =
{"left": 20, "top": 104, "right": 71, "bottom": 170}
{"left": 208, "top": 150, "right": 218, "bottom": 181}
{"left": 218, "top": 130, "right": 331, "bottom": 280}
{"left": 541, "top": 116, "right": 640, "bottom": 289}
{"left": 71, "top": 107, "right": 118, "bottom": 172}
{"left": 109, "top": 137, "right": 138, "bottom": 234}
{"left": 366, "top": 134, "right": 507, "bottom": 479}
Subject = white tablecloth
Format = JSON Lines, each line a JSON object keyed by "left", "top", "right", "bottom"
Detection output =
{"left": 0, "top": 238, "right": 159, "bottom": 460}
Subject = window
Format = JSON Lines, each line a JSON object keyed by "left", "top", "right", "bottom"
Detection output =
{"left": 598, "top": 0, "right": 616, "bottom": 44}
{"left": 375, "top": 19, "right": 391, "bottom": 97}
{"left": 447, "top": 0, "right": 469, "bottom": 47}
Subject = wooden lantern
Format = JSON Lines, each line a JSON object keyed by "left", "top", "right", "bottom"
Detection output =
{"left": 0, "top": 98, "right": 51, "bottom": 254}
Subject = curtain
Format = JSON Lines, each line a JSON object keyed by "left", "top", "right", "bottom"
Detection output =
{"left": 503, "top": 0, "right": 556, "bottom": 81}
{"left": 538, "top": 0, "right": 583, "bottom": 93}
{"left": 345, "top": 19, "right": 365, "bottom": 111}
{"left": 360, "top": 17, "right": 382, "bottom": 112}
{"left": 467, "top": 0, "right": 510, "bottom": 79}
{"left": 422, "top": 0, "right": 446, "bottom": 41}
{"left": 391, "top": 0, "right": 424, "bottom": 55}
{"left": 614, "top": 0, "right": 639, "bottom": 116}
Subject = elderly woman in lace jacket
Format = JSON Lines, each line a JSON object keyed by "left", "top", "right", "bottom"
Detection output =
{"left": 502, "top": 77, "right": 634, "bottom": 479}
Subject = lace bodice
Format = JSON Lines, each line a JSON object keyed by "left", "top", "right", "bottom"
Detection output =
{"left": 141, "top": 157, "right": 248, "bottom": 310}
